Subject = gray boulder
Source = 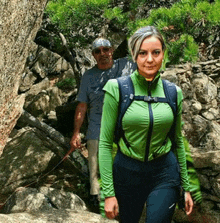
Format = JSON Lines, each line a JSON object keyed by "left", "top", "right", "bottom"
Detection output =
{"left": 0, "top": 127, "right": 55, "bottom": 195}
{"left": 0, "top": 210, "right": 118, "bottom": 223}
{"left": 3, "top": 187, "right": 86, "bottom": 213}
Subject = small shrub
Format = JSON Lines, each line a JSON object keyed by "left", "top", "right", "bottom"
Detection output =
{"left": 128, "top": 0, "right": 219, "bottom": 65}
{"left": 183, "top": 136, "right": 202, "bottom": 204}
{"left": 168, "top": 34, "right": 199, "bottom": 64}
{"left": 56, "top": 78, "right": 76, "bottom": 90}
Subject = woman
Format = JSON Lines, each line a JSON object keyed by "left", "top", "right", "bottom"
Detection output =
{"left": 99, "top": 26, "right": 193, "bottom": 223}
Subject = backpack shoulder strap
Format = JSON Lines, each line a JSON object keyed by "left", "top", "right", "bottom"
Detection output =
{"left": 162, "top": 79, "right": 177, "bottom": 117}
{"left": 162, "top": 79, "right": 178, "bottom": 148}
{"left": 114, "top": 75, "right": 134, "bottom": 144}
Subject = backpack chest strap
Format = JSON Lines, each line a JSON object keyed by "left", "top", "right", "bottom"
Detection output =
{"left": 131, "top": 94, "right": 168, "bottom": 103}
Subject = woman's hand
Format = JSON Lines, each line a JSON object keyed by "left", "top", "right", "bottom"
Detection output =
{"left": 105, "top": 196, "right": 119, "bottom": 219}
{"left": 185, "top": 191, "right": 193, "bottom": 215}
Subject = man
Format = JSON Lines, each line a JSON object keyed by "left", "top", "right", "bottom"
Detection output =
{"left": 69, "top": 38, "right": 136, "bottom": 210}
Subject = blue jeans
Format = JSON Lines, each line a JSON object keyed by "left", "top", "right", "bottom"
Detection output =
{"left": 113, "top": 150, "right": 181, "bottom": 223}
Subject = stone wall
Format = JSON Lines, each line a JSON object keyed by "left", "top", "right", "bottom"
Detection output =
{"left": 162, "top": 59, "right": 220, "bottom": 221}
{"left": 0, "top": 0, "right": 48, "bottom": 155}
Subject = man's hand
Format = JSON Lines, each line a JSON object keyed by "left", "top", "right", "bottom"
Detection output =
{"left": 105, "top": 196, "right": 119, "bottom": 219}
{"left": 185, "top": 191, "right": 194, "bottom": 215}
{"left": 69, "top": 102, "right": 87, "bottom": 154}
{"left": 69, "top": 132, "right": 81, "bottom": 153}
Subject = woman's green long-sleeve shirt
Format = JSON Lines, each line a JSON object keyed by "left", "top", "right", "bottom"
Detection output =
{"left": 99, "top": 70, "right": 190, "bottom": 198}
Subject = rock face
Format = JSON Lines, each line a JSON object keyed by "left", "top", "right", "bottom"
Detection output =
{"left": 0, "top": 209, "right": 118, "bottom": 223}
{"left": 0, "top": 124, "right": 88, "bottom": 195}
{"left": 162, "top": 59, "right": 220, "bottom": 221}
{"left": 0, "top": 187, "right": 117, "bottom": 223}
{"left": 0, "top": 0, "right": 48, "bottom": 155}
{"left": 3, "top": 187, "right": 86, "bottom": 213}
{"left": 0, "top": 127, "right": 59, "bottom": 195}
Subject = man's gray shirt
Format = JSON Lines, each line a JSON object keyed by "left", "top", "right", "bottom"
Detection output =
{"left": 77, "top": 57, "right": 137, "bottom": 140}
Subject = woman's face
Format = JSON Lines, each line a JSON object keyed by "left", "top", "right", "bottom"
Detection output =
{"left": 136, "top": 36, "right": 164, "bottom": 81}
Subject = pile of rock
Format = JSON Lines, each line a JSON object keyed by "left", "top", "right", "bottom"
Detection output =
{"left": 162, "top": 59, "right": 220, "bottom": 222}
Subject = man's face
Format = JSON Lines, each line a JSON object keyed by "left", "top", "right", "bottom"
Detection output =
{"left": 92, "top": 46, "right": 114, "bottom": 70}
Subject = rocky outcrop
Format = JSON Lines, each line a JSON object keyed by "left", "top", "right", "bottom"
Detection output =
{"left": 0, "top": 124, "right": 88, "bottom": 195}
{"left": 0, "top": 187, "right": 117, "bottom": 223}
{"left": 3, "top": 187, "right": 86, "bottom": 213}
{"left": 0, "top": 209, "right": 117, "bottom": 223}
{"left": 162, "top": 59, "right": 220, "bottom": 222}
{"left": 0, "top": 0, "right": 48, "bottom": 155}
{"left": 17, "top": 41, "right": 91, "bottom": 135}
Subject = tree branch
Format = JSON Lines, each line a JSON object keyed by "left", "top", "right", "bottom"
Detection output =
{"left": 59, "top": 33, "right": 82, "bottom": 91}
{"left": 18, "top": 110, "right": 88, "bottom": 178}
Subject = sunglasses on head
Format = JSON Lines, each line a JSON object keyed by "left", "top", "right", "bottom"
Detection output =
{"left": 93, "top": 47, "right": 111, "bottom": 54}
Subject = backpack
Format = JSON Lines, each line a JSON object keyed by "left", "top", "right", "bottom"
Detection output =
{"left": 114, "top": 75, "right": 177, "bottom": 149}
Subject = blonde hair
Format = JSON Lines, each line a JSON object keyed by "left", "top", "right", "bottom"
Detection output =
{"left": 128, "top": 26, "right": 166, "bottom": 62}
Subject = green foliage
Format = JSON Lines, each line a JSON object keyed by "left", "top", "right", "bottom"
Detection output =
{"left": 46, "top": 0, "right": 110, "bottom": 46}
{"left": 104, "top": 6, "right": 129, "bottom": 32}
{"left": 161, "top": 49, "right": 170, "bottom": 71}
{"left": 168, "top": 34, "right": 199, "bottom": 64}
{"left": 46, "top": 0, "right": 220, "bottom": 64}
{"left": 56, "top": 78, "right": 76, "bottom": 90}
{"left": 206, "top": 1, "right": 220, "bottom": 25}
{"left": 127, "top": 0, "right": 220, "bottom": 65}
{"left": 183, "top": 136, "right": 202, "bottom": 204}
{"left": 104, "top": 7, "right": 124, "bottom": 21}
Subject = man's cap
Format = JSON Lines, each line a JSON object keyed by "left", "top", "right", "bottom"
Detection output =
{"left": 92, "top": 38, "right": 112, "bottom": 51}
